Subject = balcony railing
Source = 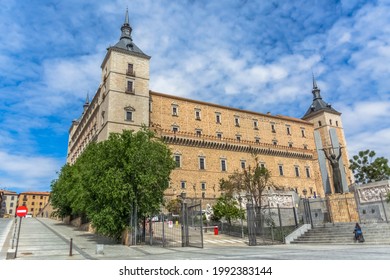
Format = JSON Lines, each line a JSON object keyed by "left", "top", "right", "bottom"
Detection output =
{"left": 125, "top": 88, "right": 135, "bottom": 94}
{"left": 126, "top": 70, "right": 136, "bottom": 77}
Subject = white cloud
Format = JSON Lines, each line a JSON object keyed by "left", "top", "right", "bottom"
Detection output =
{"left": 0, "top": 150, "right": 62, "bottom": 191}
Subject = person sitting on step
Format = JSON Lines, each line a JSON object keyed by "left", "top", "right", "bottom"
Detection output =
{"left": 353, "top": 223, "right": 364, "bottom": 242}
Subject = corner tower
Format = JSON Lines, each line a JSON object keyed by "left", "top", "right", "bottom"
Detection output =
{"left": 98, "top": 9, "right": 151, "bottom": 141}
{"left": 302, "top": 76, "right": 353, "bottom": 194}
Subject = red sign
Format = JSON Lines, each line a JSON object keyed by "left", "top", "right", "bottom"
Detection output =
{"left": 16, "top": 206, "right": 28, "bottom": 217}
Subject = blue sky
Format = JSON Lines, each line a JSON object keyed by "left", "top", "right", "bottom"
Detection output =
{"left": 1, "top": 0, "right": 389, "bottom": 192}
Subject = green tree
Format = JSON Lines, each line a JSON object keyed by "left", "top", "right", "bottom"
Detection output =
{"left": 50, "top": 163, "right": 78, "bottom": 218}
{"left": 165, "top": 198, "right": 181, "bottom": 214}
{"left": 349, "top": 150, "right": 390, "bottom": 184}
{"left": 51, "top": 128, "right": 176, "bottom": 240}
{"left": 212, "top": 194, "right": 245, "bottom": 225}
{"left": 220, "top": 163, "right": 273, "bottom": 210}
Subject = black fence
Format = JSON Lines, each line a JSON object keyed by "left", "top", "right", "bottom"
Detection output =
{"left": 244, "top": 204, "right": 301, "bottom": 245}
{"left": 141, "top": 202, "right": 204, "bottom": 248}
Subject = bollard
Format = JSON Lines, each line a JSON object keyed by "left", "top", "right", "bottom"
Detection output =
{"left": 69, "top": 238, "right": 73, "bottom": 256}
{"left": 214, "top": 226, "right": 218, "bottom": 235}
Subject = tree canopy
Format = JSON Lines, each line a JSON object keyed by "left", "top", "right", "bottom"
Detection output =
{"left": 212, "top": 194, "right": 245, "bottom": 225}
{"left": 220, "top": 164, "right": 273, "bottom": 209}
{"left": 51, "top": 128, "right": 176, "bottom": 239}
{"left": 349, "top": 150, "right": 390, "bottom": 184}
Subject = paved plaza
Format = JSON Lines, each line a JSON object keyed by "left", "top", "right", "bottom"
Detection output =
{"left": 1, "top": 217, "right": 390, "bottom": 260}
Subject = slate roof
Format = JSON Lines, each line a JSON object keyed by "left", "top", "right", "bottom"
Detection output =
{"left": 302, "top": 78, "right": 340, "bottom": 119}
{"left": 110, "top": 9, "right": 150, "bottom": 59}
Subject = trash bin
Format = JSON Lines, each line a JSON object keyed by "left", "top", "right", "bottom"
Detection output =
{"left": 214, "top": 226, "right": 218, "bottom": 235}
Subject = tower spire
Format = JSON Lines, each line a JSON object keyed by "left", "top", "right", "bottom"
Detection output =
{"left": 125, "top": 7, "right": 129, "bottom": 25}
{"left": 312, "top": 72, "right": 318, "bottom": 89}
{"left": 120, "top": 8, "right": 132, "bottom": 41}
{"left": 311, "top": 73, "right": 322, "bottom": 100}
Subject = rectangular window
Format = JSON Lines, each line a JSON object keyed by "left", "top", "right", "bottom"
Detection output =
{"left": 201, "top": 182, "right": 206, "bottom": 190}
{"left": 199, "top": 157, "right": 205, "bottom": 170}
{"left": 236, "top": 135, "right": 241, "bottom": 141}
{"left": 174, "top": 155, "right": 181, "bottom": 168}
{"left": 305, "top": 167, "right": 311, "bottom": 178}
{"left": 253, "top": 120, "right": 258, "bottom": 129}
{"left": 181, "top": 181, "right": 186, "bottom": 189}
{"left": 278, "top": 165, "right": 284, "bottom": 176}
{"left": 172, "top": 106, "right": 178, "bottom": 116}
{"left": 318, "top": 121, "right": 322, "bottom": 127}
{"left": 336, "top": 121, "right": 339, "bottom": 127}
{"left": 10, "top": 202, "right": 14, "bottom": 207}
{"left": 32, "top": 202, "right": 35, "bottom": 205}
{"left": 125, "top": 111, "right": 133, "bottom": 121}
{"left": 295, "top": 166, "right": 300, "bottom": 177}
{"left": 33, "top": 195, "right": 36, "bottom": 199}
{"left": 217, "top": 133, "right": 222, "bottom": 139}
{"left": 11, "top": 196, "right": 14, "bottom": 200}
{"left": 195, "top": 110, "right": 201, "bottom": 120}
{"left": 288, "top": 142, "right": 293, "bottom": 148}
{"left": 241, "top": 160, "right": 246, "bottom": 169}
{"left": 221, "top": 159, "right": 227, "bottom": 172}
{"left": 216, "top": 113, "right": 221, "bottom": 124}
{"left": 172, "top": 126, "right": 179, "bottom": 133}
{"left": 271, "top": 123, "right": 276, "bottom": 133}
{"left": 301, "top": 128, "right": 306, "bottom": 137}
{"left": 286, "top": 126, "right": 291, "bottom": 135}
{"left": 196, "top": 130, "right": 202, "bottom": 137}
{"left": 235, "top": 117, "right": 240, "bottom": 127}
{"left": 127, "top": 80, "right": 134, "bottom": 93}
{"left": 127, "top": 63, "right": 134, "bottom": 76}
{"left": 273, "top": 140, "right": 277, "bottom": 145}
{"left": 255, "top": 137, "right": 260, "bottom": 143}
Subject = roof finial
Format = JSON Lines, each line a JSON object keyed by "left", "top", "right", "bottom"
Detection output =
{"left": 312, "top": 72, "right": 318, "bottom": 89}
{"left": 125, "top": 7, "right": 129, "bottom": 25}
{"left": 85, "top": 92, "right": 90, "bottom": 104}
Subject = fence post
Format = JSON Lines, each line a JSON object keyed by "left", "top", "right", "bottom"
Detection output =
{"left": 293, "top": 206, "right": 298, "bottom": 227}
{"left": 246, "top": 203, "right": 257, "bottom": 246}
{"left": 200, "top": 201, "right": 204, "bottom": 248}
{"left": 380, "top": 192, "right": 389, "bottom": 223}
{"left": 277, "top": 204, "right": 284, "bottom": 243}
{"left": 149, "top": 218, "right": 153, "bottom": 245}
{"left": 161, "top": 213, "right": 166, "bottom": 247}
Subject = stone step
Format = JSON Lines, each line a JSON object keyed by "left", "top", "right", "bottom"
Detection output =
{"left": 291, "top": 222, "right": 390, "bottom": 245}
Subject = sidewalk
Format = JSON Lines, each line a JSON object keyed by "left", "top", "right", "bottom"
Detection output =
{"left": 5, "top": 217, "right": 390, "bottom": 260}
{"left": 8, "top": 218, "right": 178, "bottom": 260}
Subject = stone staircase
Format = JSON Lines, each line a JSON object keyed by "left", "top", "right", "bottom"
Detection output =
{"left": 290, "top": 222, "right": 390, "bottom": 245}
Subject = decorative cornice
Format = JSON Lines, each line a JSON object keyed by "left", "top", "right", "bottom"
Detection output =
{"left": 159, "top": 133, "right": 313, "bottom": 159}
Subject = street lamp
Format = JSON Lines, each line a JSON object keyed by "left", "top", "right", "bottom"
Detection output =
{"left": 302, "top": 188, "right": 307, "bottom": 199}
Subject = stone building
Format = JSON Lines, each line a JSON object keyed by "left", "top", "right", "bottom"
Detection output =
{"left": 67, "top": 11, "right": 353, "bottom": 205}
{"left": 17, "top": 192, "right": 50, "bottom": 217}
{"left": 0, "top": 190, "right": 18, "bottom": 218}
